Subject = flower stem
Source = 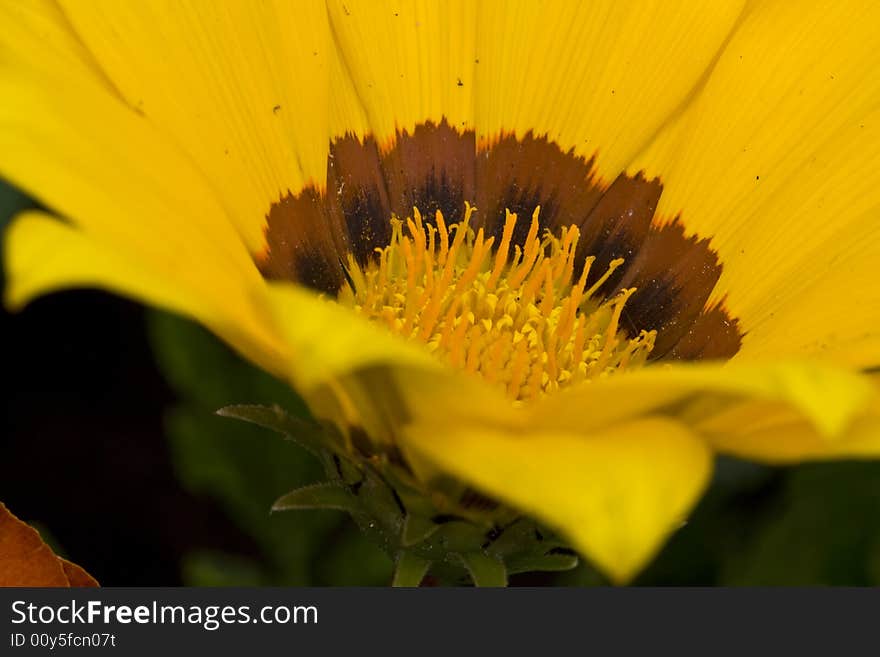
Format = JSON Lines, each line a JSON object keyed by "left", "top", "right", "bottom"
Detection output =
{"left": 391, "top": 552, "right": 432, "bottom": 587}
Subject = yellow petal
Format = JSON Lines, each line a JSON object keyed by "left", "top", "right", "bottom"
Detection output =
{"left": 0, "top": 0, "right": 111, "bottom": 89}
{"left": 265, "top": 282, "right": 458, "bottom": 450}
{"left": 265, "top": 281, "right": 440, "bottom": 391}
{"left": 402, "top": 417, "right": 712, "bottom": 584}
{"left": 0, "top": 59, "right": 286, "bottom": 371}
{"left": 473, "top": 0, "right": 746, "bottom": 179}
{"left": 531, "top": 360, "right": 875, "bottom": 442}
{"left": 326, "top": 0, "right": 477, "bottom": 144}
{"left": 697, "top": 387, "right": 880, "bottom": 464}
{"left": 633, "top": 0, "right": 880, "bottom": 368}
{"left": 327, "top": 0, "right": 745, "bottom": 180}
{"left": 266, "top": 278, "right": 513, "bottom": 457}
{"left": 5, "top": 211, "right": 286, "bottom": 378}
{"left": 56, "top": 0, "right": 332, "bottom": 253}
{"left": 2, "top": 4, "right": 304, "bottom": 374}
{"left": 0, "top": 69, "right": 255, "bottom": 275}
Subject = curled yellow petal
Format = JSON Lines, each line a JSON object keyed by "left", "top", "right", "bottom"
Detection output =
{"left": 265, "top": 281, "right": 440, "bottom": 391}
{"left": 531, "top": 360, "right": 875, "bottom": 442}
{"left": 697, "top": 385, "right": 880, "bottom": 463}
{"left": 5, "top": 211, "right": 286, "bottom": 378}
{"left": 402, "top": 417, "right": 712, "bottom": 584}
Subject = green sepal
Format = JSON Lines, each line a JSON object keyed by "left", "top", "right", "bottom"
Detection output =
{"left": 391, "top": 552, "right": 432, "bottom": 587}
{"left": 272, "top": 482, "right": 361, "bottom": 514}
{"left": 483, "top": 519, "right": 579, "bottom": 576}
{"left": 506, "top": 550, "right": 579, "bottom": 575}
{"left": 355, "top": 468, "right": 405, "bottom": 534}
{"left": 460, "top": 552, "right": 508, "bottom": 587}
{"left": 431, "top": 520, "right": 491, "bottom": 553}
{"left": 401, "top": 514, "right": 441, "bottom": 547}
{"left": 216, "top": 404, "right": 333, "bottom": 457}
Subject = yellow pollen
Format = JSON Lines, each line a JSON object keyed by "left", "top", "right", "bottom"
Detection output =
{"left": 338, "top": 204, "right": 657, "bottom": 402}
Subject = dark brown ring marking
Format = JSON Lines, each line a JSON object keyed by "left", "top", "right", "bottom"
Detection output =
{"left": 259, "top": 119, "right": 742, "bottom": 361}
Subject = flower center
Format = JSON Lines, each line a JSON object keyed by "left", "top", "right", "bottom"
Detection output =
{"left": 262, "top": 122, "right": 743, "bottom": 362}
{"left": 338, "top": 203, "right": 656, "bottom": 401}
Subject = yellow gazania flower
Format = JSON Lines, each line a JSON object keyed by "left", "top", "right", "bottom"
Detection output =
{"left": 3, "top": 0, "right": 880, "bottom": 583}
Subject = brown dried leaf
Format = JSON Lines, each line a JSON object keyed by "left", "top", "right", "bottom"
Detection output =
{"left": 60, "top": 559, "right": 100, "bottom": 587}
{"left": 0, "top": 502, "right": 98, "bottom": 587}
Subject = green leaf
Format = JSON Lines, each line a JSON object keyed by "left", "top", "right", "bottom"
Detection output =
{"left": 392, "top": 552, "right": 432, "bottom": 587}
{"left": 460, "top": 552, "right": 508, "bottom": 587}
{"left": 272, "top": 482, "right": 361, "bottom": 514}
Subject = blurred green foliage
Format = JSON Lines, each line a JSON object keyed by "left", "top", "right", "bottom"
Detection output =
{"left": 722, "top": 463, "right": 880, "bottom": 585}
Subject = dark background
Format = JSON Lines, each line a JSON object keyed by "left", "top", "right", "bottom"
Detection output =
{"left": 3, "top": 179, "right": 880, "bottom": 586}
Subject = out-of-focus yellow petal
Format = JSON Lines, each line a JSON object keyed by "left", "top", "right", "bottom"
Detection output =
{"left": 532, "top": 361, "right": 874, "bottom": 442}
{"left": 402, "top": 417, "right": 712, "bottom": 583}
{"left": 266, "top": 278, "right": 513, "bottom": 457}
{"left": 57, "top": 0, "right": 332, "bottom": 253}
{"left": 633, "top": 0, "right": 880, "bottom": 368}
{"left": 5, "top": 212, "right": 286, "bottom": 377}
{"left": 386, "top": 359, "right": 877, "bottom": 482}
{"left": 0, "top": 0, "right": 111, "bottom": 89}
{"left": 264, "top": 282, "right": 439, "bottom": 392}
{"left": 265, "top": 283, "right": 453, "bottom": 449}
{"left": 697, "top": 385, "right": 880, "bottom": 463}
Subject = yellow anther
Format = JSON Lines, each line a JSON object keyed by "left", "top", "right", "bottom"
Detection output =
{"left": 487, "top": 210, "right": 517, "bottom": 290}
{"left": 585, "top": 257, "right": 625, "bottom": 298}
